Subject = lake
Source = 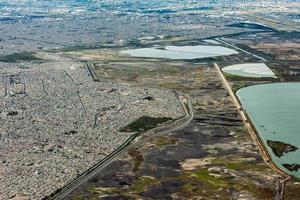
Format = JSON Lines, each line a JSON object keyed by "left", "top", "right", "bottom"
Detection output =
{"left": 237, "top": 83, "right": 300, "bottom": 178}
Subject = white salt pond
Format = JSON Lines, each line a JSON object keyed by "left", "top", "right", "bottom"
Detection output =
{"left": 222, "top": 63, "right": 277, "bottom": 78}
{"left": 120, "top": 45, "right": 238, "bottom": 60}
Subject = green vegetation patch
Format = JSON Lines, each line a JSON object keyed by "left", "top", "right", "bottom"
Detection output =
{"left": 190, "top": 168, "right": 227, "bottom": 188}
{"left": 128, "top": 149, "right": 144, "bottom": 172}
{"left": 267, "top": 140, "right": 298, "bottom": 158}
{"left": 179, "top": 165, "right": 273, "bottom": 199}
{"left": 224, "top": 72, "right": 277, "bottom": 82}
{"left": 88, "top": 186, "right": 119, "bottom": 194}
{"left": 128, "top": 176, "right": 160, "bottom": 194}
{"left": 152, "top": 136, "right": 179, "bottom": 147}
{"left": 231, "top": 81, "right": 251, "bottom": 92}
{"left": 72, "top": 196, "right": 85, "bottom": 200}
{"left": 162, "top": 35, "right": 176, "bottom": 40}
{"left": 179, "top": 168, "right": 229, "bottom": 199}
{"left": 211, "top": 157, "right": 267, "bottom": 171}
{"left": 119, "top": 116, "right": 172, "bottom": 133}
{"left": 87, "top": 176, "right": 159, "bottom": 196}
{"left": 0, "top": 52, "right": 42, "bottom": 62}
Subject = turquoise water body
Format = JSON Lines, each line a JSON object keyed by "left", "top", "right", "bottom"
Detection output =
{"left": 237, "top": 83, "right": 300, "bottom": 178}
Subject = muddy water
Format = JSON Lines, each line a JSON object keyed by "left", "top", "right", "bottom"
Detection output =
{"left": 237, "top": 82, "right": 300, "bottom": 178}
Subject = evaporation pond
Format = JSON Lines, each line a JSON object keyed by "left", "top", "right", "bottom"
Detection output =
{"left": 120, "top": 45, "right": 238, "bottom": 60}
{"left": 222, "top": 63, "right": 276, "bottom": 78}
{"left": 237, "top": 83, "right": 300, "bottom": 178}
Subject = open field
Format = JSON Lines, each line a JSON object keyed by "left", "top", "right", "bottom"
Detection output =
{"left": 250, "top": 42, "right": 300, "bottom": 61}
{"left": 52, "top": 40, "right": 300, "bottom": 199}
{"left": 65, "top": 54, "right": 287, "bottom": 199}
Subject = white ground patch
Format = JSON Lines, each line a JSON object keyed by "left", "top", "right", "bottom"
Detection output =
{"left": 203, "top": 39, "right": 222, "bottom": 45}
{"left": 180, "top": 158, "right": 213, "bottom": 170}
{"left": 222, "top": 63, "right": 277, "bottom": 78}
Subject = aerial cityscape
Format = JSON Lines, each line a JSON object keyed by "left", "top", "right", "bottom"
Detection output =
{"left": 0, "top": 0, "right": 300, "bottom": 200}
